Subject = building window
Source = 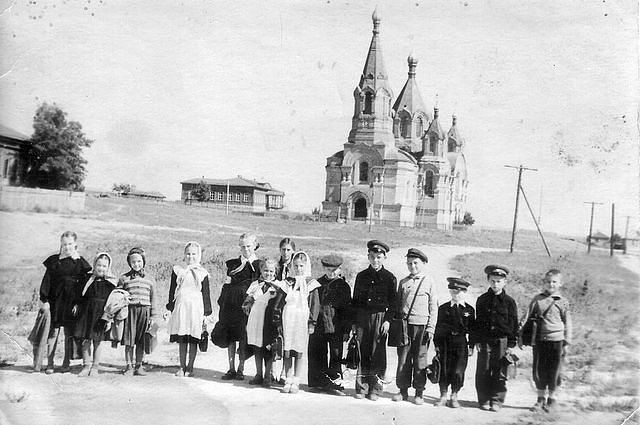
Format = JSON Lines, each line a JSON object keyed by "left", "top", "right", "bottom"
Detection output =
{"left": 424, "top": 171, "right": 435, "bottom": 197}
{"left": 234, "top": 193, "right": 240, "bottom": 202}
{"left": 3, "top": 159, "right": 8, "bottom": 178}
{"left": 359, "top": 161, "right": 369, "bottom": 183}
{"left": 430, "top": 137, "right": 438, "bottom": 155}
{"left": 416, "top": 116, "right": 424, "bottom": 137}
{"left": 400, "top": 115, "right": 410, "bottom": 138}
{"left": 364, "top": 92, "right": 373, "bottom": 114}
{"left": 243, "top": 193, "right": 249, "bottom": 203}
{"left": 227, "top": 193, "right": 232, "bottom": 202}
{"left": 217, "top": 192, "right": 223, "bottom": 201}
{"left": 448, "top": 139, "right": 456, "bottom": 152}
{"left": 209, "top": 192, "right": 215, "bottom": 201}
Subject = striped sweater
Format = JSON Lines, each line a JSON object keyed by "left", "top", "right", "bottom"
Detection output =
{"left": 118, "top": 270, "right": 158, "bottom": 318}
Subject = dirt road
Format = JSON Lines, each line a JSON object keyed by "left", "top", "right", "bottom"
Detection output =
{"left": 0, "top": 212, "right": 629, "bottom": 425}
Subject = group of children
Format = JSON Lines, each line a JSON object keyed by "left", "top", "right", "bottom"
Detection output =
{"left": 36, "top": 232, "right": 571, "bottom": 414}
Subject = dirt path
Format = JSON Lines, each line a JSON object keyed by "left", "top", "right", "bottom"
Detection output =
{"left": 0, "top": 213, "right": 629, "bottom": 425}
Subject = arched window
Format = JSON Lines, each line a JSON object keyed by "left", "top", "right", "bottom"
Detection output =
{"left": 416, "top": 116, "right": 424, "bottom": 138}
{"left": 400, "top": 115, "right": 411, "bottom": 138}
{"left": 430, "top": 137, "right": 438, "bottom": 155}
{"left": 424, "top": 170, "right": 435, "bottom": 197}
{"left": 364, "top": 92, "right": 373, "bottom": 114}
{"left": 448, "top": 139, "right": 456, "bottom": 152}
{"left": 359, "top": 161, "right": 369, "bottom": 183}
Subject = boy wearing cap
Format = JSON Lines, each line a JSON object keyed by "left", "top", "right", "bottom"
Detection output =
{"left": 433, "top": 277, "right": 475, "bottom": 408}
{"left": 390, "top": 248, "right": 438, "bottom": 405}
{"left": 351, "top": 240, "right": 397, "bottom": 401}
{"left": 307, "top": 254, "right": 352, "bottom": 395}
{"left": 523, "top": 269, "right": 572, "bottom": 413}
{"left": 470, "top": 265, "right": 518, "bottom": 412}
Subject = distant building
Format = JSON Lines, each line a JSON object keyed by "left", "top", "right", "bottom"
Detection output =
{"left": 587, "top": 231, "right": 610, "bottom": 247}
{"left": 180, "top": 176, "right": 285, "bottom": 211}
{"left": 122, "top": 189, "right": 166, "bottom": 201}
{"left": 0, "top": 124, "right": 30, "bottom": 187}
{"left": 321, "top": 10, "right": 469, "bottom": 229}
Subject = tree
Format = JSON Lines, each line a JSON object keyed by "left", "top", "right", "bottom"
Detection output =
{"left": 190, "top": 180, "right": 209, "bottom": 202}
{"left": 112, "top": 183, "right": 132, "bottom": 196}
{"left": 24, "top": 103, "right": 93, "bottom": 191}
{"left": 461, "top": 211, "right": 475, "bottom": 226}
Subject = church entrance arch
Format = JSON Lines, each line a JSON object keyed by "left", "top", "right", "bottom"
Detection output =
{"left": 354, "top": 197, "right": 368, "bottom": 219}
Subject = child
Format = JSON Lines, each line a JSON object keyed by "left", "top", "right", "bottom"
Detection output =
{"left": 218, "top": 233, "right": 261, "bottom": 381}
{"left": 390, "top": 248, "right": 438, "bottom": 405}
{"left": 243, "top": 259, "right": 286, "bottom": 387}
{"left": 38, "top": 231, "right": 92, "bottom": 373}
{"left": 166, "top": 241, "right": 212, "bottom": 377}
{"left": 73, "top": 252, "right": 117, "bottom": 376}
{"left": 307, "top": 254, "right": 351, "bottom": 395}
{"left": 281, "top": 251, "right": 320, "bottom": 394}
{"left": 524, "top": 269, "right": 572, "bottom": 413}
{"left": 470, "top": 265, "right": 518, "bottom": 412}
{"left": 351, "top": 240, "right": 397, "bottom": 401}
{"left": 276, "top": 238, "right": 295, "bottom": 281}
{"left": 119, "top": 247, "right": 158, "bottom": 376}
{"left": 434, "top": 277, "right": 475, "bottom": 408}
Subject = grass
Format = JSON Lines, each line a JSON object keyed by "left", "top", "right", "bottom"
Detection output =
{"left": 449, "top": 249, "right": 640, "bottom": 414}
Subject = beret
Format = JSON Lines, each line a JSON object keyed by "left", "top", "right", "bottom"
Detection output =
{"left": 321, "top": 254, "right": 343, "bottom": 268}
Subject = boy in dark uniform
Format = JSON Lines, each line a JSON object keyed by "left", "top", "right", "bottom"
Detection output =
{"left": 307, "top": 254, "right": 352, "bottom": 395}
{"left": 470, "top": 265, "right": 518, "bottom": 412}
{"left": 351, "top": 240, "right": 397, "bottom": 401}
{"left": 434, "top": 277, "right": 475, "bottom": 408}
{"left": 390, "top": 248, "right": 437, "bottom": 405}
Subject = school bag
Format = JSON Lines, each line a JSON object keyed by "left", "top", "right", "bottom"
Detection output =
{"left": 342, "top": 334, "right": 360, "bottom": 370}
{"left": 520, "top": 299, "right": 556, "bottom": 346}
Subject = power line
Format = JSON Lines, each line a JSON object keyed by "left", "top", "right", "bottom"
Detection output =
{"left": 505, "top": 164, "right": 538, "bottom": 253}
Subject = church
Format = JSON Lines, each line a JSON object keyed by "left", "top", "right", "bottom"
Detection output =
{"left": 321, "top": 9, "right": 469, "bottom": 229}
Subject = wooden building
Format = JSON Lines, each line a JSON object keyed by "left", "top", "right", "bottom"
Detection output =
{"left": 180, "top": 176, "right": 285, "bottom": 211}
{"left": 0, "top": 124, "right": 30, "bottom": 187}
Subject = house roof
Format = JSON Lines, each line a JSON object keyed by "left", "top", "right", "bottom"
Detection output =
{"left": 181, "top": 176, "right": 284, "bottom": 195}
{"left": 392, "top": 54, "right": 429, "bottom": 120}
{"left": 125, "top": 190, "right": 166, "bottom": 199}
{"left": 0, "top": 124, "right": 30, "bottom": 143}
{"left": 591, "top": 231, "right": 609, "bottom": 239}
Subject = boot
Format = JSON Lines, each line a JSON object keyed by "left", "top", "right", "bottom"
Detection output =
{"left": 449, "top": 392, "right": 460, "bottom": 408}
{"left": 414, "top": 390, "right": 424, "bottom": 405}
{"left": 392, "top": 389, "right": 408, "bottom": 402}
{"left": 434, "top": 391, "right": 447, "bottom": 407}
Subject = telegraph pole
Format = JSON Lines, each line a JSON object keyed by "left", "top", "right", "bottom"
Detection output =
{"left": 610, "top": 203, "right": 615, "bottom": 257}
{"left": 584, "top": 201, "right": 603, "bottom": 253}
{"left": 623, "top": 215, "right": 631, "bottom": 254}
{"left": 505, "top": 164, "right": 538, "bottom": 253}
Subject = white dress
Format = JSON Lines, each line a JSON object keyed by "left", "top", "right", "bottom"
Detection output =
{"left": 282, "top": 277, "right": 320, "bottom": 353}
{"left": 246, "top": 281, "right": 277, "bottom": 347}
{"left": 168, "top": 265, "right": 206, "bottom": 340}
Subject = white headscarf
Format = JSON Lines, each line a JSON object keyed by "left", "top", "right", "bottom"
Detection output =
{"left": 173, "top": 241, "right": 208, "bottom": 292}
{"left": 82, "top": 252, "right": 117, "bottom": 296}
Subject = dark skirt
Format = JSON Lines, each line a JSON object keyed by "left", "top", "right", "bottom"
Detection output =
{"left": 218, "top": 282, "right": 250, "bottom": 341}
{"left": 122, "top": 305, "right": 150, "bottom": 346}
{"left": 73, "top": 297, "right": 109, "bottom": 341}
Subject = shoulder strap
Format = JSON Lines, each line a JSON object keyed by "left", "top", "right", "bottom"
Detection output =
{"left": 540, "top": 298, "right": 556, "bottom": 318}
{"left": 406, "top": 276, "right": 426, "bottom": 318}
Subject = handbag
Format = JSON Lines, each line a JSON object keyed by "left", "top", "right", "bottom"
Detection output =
{"left": 388, "top": 276, "right": 426, "bottom": 347}
{"left": 342, "top": 334, "right": 361, "bottom": 370}
{"left": 199, "top": 322, "right": 209, "bottom": 352}
{"left": 426, "top": 352, "right": 441, "bottom": 384}
{"left": 520, "top": 299, "right": 556, "bottom": 346}
{"left": 210, "top": 321, "right": 230, "bottom": 348}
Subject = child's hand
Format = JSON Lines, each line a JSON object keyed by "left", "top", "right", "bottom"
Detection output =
{"left": 42, "top": 302, "right": 50, "bottom": 310}
{"left": 162, "top": 311, "right": 170, "bottom": 321}
{"left": 562, "top": 345, "right": 569, "bottom": 357}
{"left": 308, "top": 324, "right": 315, "bottom": 335}
{"left": 468, "top": 346, "right": 474, "bottom": 357}
{"left": 71, "top": 305, "right": 79, "bottom": 317}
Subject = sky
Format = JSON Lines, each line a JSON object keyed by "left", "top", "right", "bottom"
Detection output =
{"left": 1, "top": 0, "right": 638, "bottom": 237}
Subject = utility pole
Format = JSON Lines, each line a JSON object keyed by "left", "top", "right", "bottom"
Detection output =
{"left": 584, "top": 201, "right": 603, "bottom": 253}
{"left": 623, "top": 215, "right": 631, "bottom": 254}
{"left": 610, "top": 203, "right": 615, "bottom": 257}
{"left": 505, "top": 164, "right": 538, "bottom": 253}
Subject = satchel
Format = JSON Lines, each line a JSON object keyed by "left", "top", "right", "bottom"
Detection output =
{"left": 199, "top": 322, "right": 209, "bottom": 352}
{"left": 210, "top": 321, "right": 230, "bottom": 348}
{"left": 342, "top": 335, "right": 361, "bottom": 370}
{"left": 388, "top": 276, "right": 426, "bottom": 347}
{"left": 520, "top": 299, "right": 556, "bottom": 346}
{"left": 271, "top": 334, "right": 284, "bottom": 360}
{"left": 426, "top": 352, "right": 441, "bottom": 384}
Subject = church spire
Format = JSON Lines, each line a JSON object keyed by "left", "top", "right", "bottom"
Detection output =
{"left": 358, "top": 7, "right": 392, "bottom": 94}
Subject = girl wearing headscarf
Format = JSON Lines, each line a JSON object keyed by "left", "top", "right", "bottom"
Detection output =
{"left": 281, "top": 251, "right": 320, "bottom": 394}
{"left": 166, "top": 241, "right": 212, "bottom": 377}
{"left": 38, "top": 231, "right": 92, "bottom": 374}
{"left": 73, "top": 252, "right": 117, "bottom": 376}
{"left": 119, "top": 247, "right": 158, "bottom": 376}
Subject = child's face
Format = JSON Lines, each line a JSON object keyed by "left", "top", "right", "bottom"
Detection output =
{"left": 261, "top": 264, "right": 277, "bottom": 282}
{"left": 406, "top": 257, "right": 425, "bottom": 276}
{"left": 280, "top": 244, "right": 294, "bottom": 261}
{"left": 292, "top": 258, "right": 306, "bottom": 276}
{"left": 239, "top": 237, "right": 256, "bottom": 259}
{"left": 450, "top": 288, "right": 465, "bottom": 303}
{"left": 544, "top": 273, "right": 563, "bottom": 294}
{"left": 94, "top": 258, "right": 109, "bottom": 277}
{"left": 324, "top": 266, "right": 340, "bottom": 279}
{"left": 60, "top": 236, "right": 76, "bottom": 256}
{"left": 488, "top": 275, "right": 507, "bottom": 294}
{"left": 184, "top": 246, "right": 199, "bottom": 265}
{"left": 129, "top": 254, "right": 144, "bottom": 272}
{"left": 368, "top": 251, "right": 385, "bottom": 269}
